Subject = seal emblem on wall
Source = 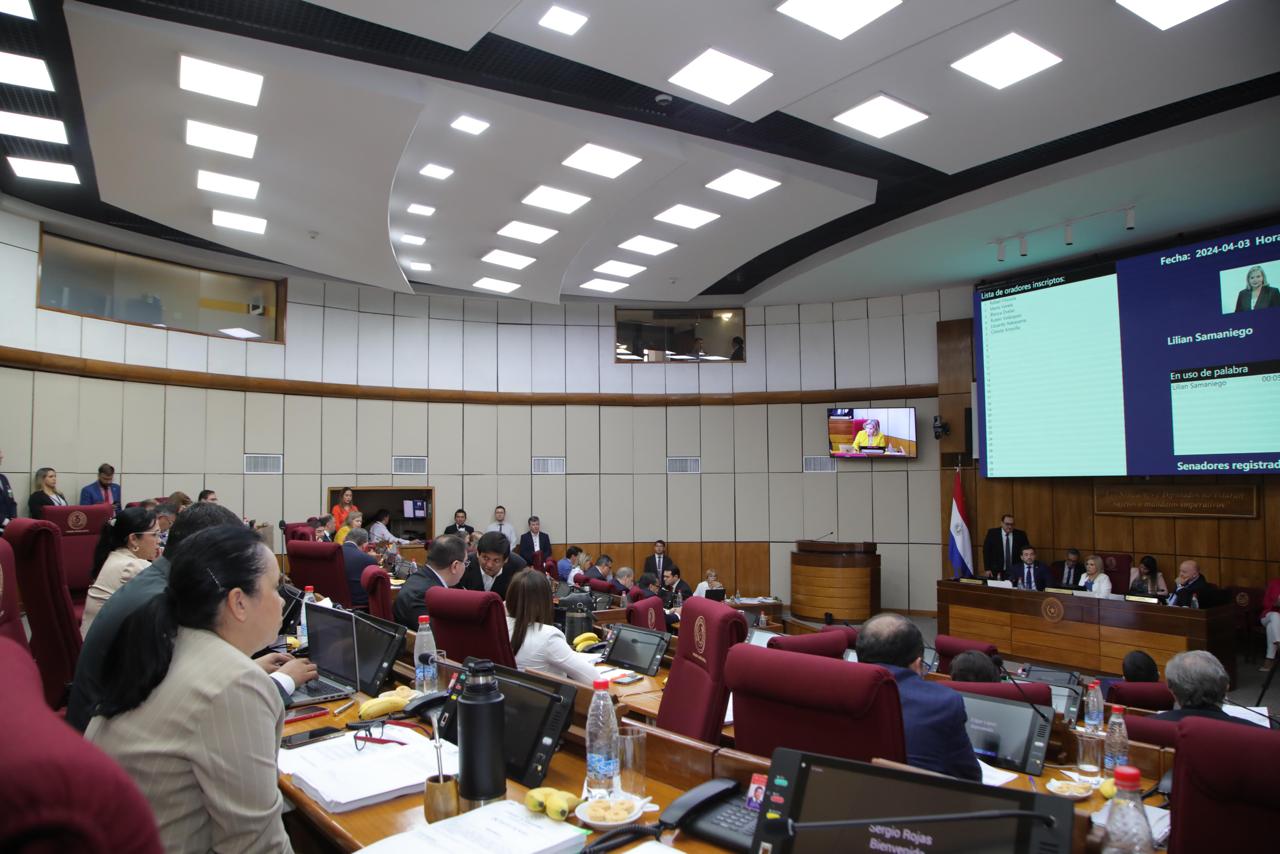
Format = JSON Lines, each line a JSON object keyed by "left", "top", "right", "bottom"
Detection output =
{"left": 1040, "top": 597, "right": 1064, "bottom": 623}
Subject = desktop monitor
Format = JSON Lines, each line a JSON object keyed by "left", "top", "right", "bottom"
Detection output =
{"left": 960, "top": 693, "right": 1054, "bottom": 775}
{"left": 602, "top": 624, "right": 670, "bottom": 676}
{"left": 303, "top": 603, "right": 358, "bottom": 686}
{"left": 352, "top": 611, "right": 408, "bottom": 696}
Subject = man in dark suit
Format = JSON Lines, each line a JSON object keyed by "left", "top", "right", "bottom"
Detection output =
{"left": 584, "top": 554, "right": 625, "bottom": 595}
{"left": 633, "top": 572, "right": 678, "bottom": 631}
{"left": 393, "top": 535, "right": 468, "bottom": 630}
{"left": 661, "top": 567, "right": 694, "bottom": 602}
{"left": 856, "top": 613, "right": 981, "bottom": 781}
{"left": 443, "top": 508, "right": 474, "bottom": 537}
{"left": 0, "top": 448, "right": 16, "bottom": 533}
{"left": 981, "top": 514, "right": 1028, "bottom": 579}
{"left": 516, "top": 516, "right": 553, "bottom": 567}
{"left": 643, "top": 539, "right": 678, "bottom": 579}
{"left": 1052, "top": 548, "right": 1086, "bottom": 588}
{"left": 341, "top": 527, "right": 379, "bottom": 608}
{"left": 457, "top": 531, "right": 525, "bottom": 599}
{"left": 1014, "top": 546, "right": 1050, "bottom": 592}
{"left": 1152, "top": 651, "right": 1263, "bottom": 727}
{"left": 1166, "top": 559, "right": 1211, "bottom": 607}
{"left": 315, "top": 514, "right": 336, "bottom": 542}
{"left": 79, "top": 463, "right": 122, "bottom": 511}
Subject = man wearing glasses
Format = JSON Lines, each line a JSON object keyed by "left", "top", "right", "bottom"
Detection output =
{"left": 393, "top": 535, "right": 469, "bottom": 630}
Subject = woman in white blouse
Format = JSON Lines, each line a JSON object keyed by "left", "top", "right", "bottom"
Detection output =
{"left": 368, "top": 508, "right": 412, "bottom": 545}
{"left": 693, "top": 568, "right": 724, "bottom": 598}
{"left": 1082, "top": 554, "right": 1112, "bottom": 598}
{"left": 81, "top": 506, "right": 161, "bottom": 636}
{"left": 505, "top": 569, "right": 600, "bottom": 686}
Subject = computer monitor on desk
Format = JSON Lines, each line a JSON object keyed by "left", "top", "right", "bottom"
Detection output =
{"left": 960, "top": 693, "right": 1054, "bottom": 775}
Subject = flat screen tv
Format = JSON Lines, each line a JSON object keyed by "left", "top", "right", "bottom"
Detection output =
{"left": 827, "top": 407, "right": 917, "bottom": 459}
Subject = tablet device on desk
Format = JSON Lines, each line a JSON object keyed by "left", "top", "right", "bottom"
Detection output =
{"left": 959, "top": 692, "right": 1054, "bottom": 775}
{"left": 601, "top": 624, "right": 670, "bottom": 676}
{"left": 706, "top": 588, "right": 727, "bottom": 602}
{"left": 289, "top": 604, "right": 357, "bottom": 707}
{"left": 746, "top": 627, "right": 780, "bottom": 648}
{"left": 352, "top": 611, "right": 407, "bottom": 696}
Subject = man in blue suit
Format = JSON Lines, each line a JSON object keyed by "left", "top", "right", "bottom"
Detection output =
{"left": 1014, "top": 546, "right": 1050, "bottom": 592}
{"left": 857, "top": 613, "right": 981, "bottom": 782}
{"left": 79, "top": 462, "right": 121, "bottom": 512}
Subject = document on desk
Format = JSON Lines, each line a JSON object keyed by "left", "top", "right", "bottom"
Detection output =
{"left": 278, "top": 728, "right": 459, "bottom": 813}
{"left": 1221, "top": 705, "right": 1271, "bottom": 726}
{"left": 977, "top": 759, "right": 1019, "bottom": 787}
{"left": 359, "top": 801, "right": 589, "bottom": 853}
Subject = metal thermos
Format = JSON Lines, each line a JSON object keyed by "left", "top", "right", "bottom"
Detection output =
{"left": 564, "top": 606, "right": 593, "bottom": 642}
{"left": 456, "top": 659, "right": 505, "bottom": 811}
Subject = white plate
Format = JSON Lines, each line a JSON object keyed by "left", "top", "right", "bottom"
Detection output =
{"left": 1046, "top": 779, "right": 1094, "bottom": 800}
{"left": 575, "top": 796, "right": 645, "bottom": 829}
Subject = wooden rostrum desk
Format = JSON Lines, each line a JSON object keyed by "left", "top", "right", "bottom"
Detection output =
{"left": 789, "top": 540, "right": 881, "bottom": 623}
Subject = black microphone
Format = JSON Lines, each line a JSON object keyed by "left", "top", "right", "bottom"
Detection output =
{"left": 762, "top": 809, "right": 1057, "bottom": 838}
{"left": 1222, "top": 695, "right": 1280, "bottom": 728}
{"left": 997, "top": 662, "right": 1052, "bottom": 725}
{"left": 815, "top": 531, "right": 835, "bottom": 540}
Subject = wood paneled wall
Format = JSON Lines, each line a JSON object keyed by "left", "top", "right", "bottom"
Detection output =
{"left": 559, "top": 541, "right": 771, "bottom": 597}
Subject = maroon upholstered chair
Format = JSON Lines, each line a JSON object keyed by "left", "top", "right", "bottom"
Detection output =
{"left": 627, "top": 596, "right": 666, "bottom": 632}
{"left": 587, "top": 578, "right": 615, "bottom": 595}
{"left": 284, "top": 522, "right": 316, "bottom": 543}
{"left": 1169, "top": 717, "right": 1280, "bottom": 853}
{"left": 361, "top": 565, "right": 394, "bottom": 622}
{"left": 1122, "top": 713, "right": 1177, "bottom": 749}
{"left": 0, "top": 637, "right": 163, "bottom": 854}
{"left": 1106, "top": 681, "right": 1176, "bottom": 711}
{"left": 820, "top": 624, "right": 859, "bottom": 649}
{"left": 934, "top": 634, "right": 998, "bottom": 676}
{"left": 40, "top": 504, "right": 114, "bottom": 615}
{"left": 3, "top": 520, "right": 81, "bottom": 708}
{"left": 942, "top": 681, "right": 1053, "bottom": 707}
{"left": 627, "top": 585, "right": 645, "bottom": 603}
{"left": 542, "top": 557, "right": 559, "bottom": 580}
{"left": 285, "top": 540, "right": 351, "bottom": 607}
{"left": 655, "top": 597, "right": 747, "bottom": 743}
{"left": 767, "top": 631, "right": 847, "bottom": 658}
{"left": 423, "top": 587, "right": 516, "bottom": 668}
{"left": 726, "top": 645, "right": 906, "bottom": 764}
{"left": 1101, "top": 553, "right": 1133, "bottom": 595}
{"left": 0, "top": 539, "right": 28, "bottom": 651}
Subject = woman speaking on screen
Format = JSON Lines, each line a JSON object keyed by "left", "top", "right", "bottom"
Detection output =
{"left": 1234, "top": 265, "right": 1279, "bottom": 312}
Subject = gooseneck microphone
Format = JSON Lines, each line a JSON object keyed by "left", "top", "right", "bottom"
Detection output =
{"left": 763, "top": 809, "right": 1057, "bottom": 838}
{"left": 997, "top": 662, "right": 1052, "bottom": 725}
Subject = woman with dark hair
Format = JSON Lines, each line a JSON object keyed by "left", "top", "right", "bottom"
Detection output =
{"left": 368, "top": 507, "right": 411, "bottom": 545}
{"left": 1128, "top": 555, "right": 1168, "bottom": 597}
{"left": 86, "top": 525, "right": 293, "bottom": 853}
{"left": 80, "top": 507, "right": 158, "bottom": 637}
{"left": 505, "top": 569, "right": 599, "bottom": 685}
{"left": 331, "top": 487, "right": 358, "bottom": 529}
{"left": 27, "top": 466, "right": 67, "bottom": 518}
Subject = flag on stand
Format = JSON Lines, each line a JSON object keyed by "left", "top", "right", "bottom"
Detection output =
{"left": 948, "top": 470, "right": 973, "bottom": 579}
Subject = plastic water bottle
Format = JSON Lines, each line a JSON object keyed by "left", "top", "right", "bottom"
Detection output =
{"left": 414, "top": 615, "right": 437, "bottom": 693}
{"left": 585, "top": 679, "right": 620, "bottom": 798}
{"left": 1104, "top": 705, "right": 1129, "bottom": 775}
{"left": 1084, "top": 680, "right": 1105, "bottom": 733}
{"left": 297, "top": 586, "right": 316, "bottom": 646}
{"left": 674, "top": 589, "right": 683, "bottom": 609}
{"left": 1102, "top": 765, "right": 1154, "bottom": 854}
{"left": 1190, "top": 593, "right": 1200, "bottom": 610}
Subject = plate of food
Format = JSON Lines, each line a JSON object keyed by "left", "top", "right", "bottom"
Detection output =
{"left": 1046, "top": 778, "right": 1094, "bottom": 800}
{"left": 575, "top": 796, "right": 644, "bottom": 829}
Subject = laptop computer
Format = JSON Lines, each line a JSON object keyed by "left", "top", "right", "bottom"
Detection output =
{"left": 706, "top": 588, "right": 727, "bottom": 602}
{"left": 288, "top": 603, "right": 358, "bottom": 707}
{"left": 352, "top": 611, "right": 408, "bottom": 697}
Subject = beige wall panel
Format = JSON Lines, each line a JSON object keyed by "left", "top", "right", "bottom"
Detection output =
{"left": 872, "top": 470, "right": 910, "bottom": 544}
{"left": 801, "top": 473, "right": 838, "bottom": 540}
{"left": 121, "top": 383, "right": 165, "bottom": 475}
{"left": 666, "top": 407, "right": 699, "bottom": 458}
{"left": 565, "top": 406, "right": 600, "bottom": 474}
{"left": 906, "top": 397, "right": 939, "bottom": 472}
{"left": 321, "top": 398, "right": 357, "bottom": 474}
{"left": 356, "top": 399, "right": 394, "bottom": 475}
{"left": 122, "top": 474, "right": 164, "bottom": 506}
{"left": 632, "top": 474, "right": 667, "bottom": 542}
{"left": 769, "top": 541, "right": 793, "bottom": 603}
{"left": 565, "top": 474, "right": 601, "bottom": 542}
{"left": 700, "top": 473, "right": 736, "bottom": 541}
{"left": 496, "top": 405, "right": 531, "bottom": 475}
{"left": 463, "top": 475, "right": 499, "bottom": 525}
{"left": 531, "top": 474, "right": 567, "bottom": 545}
{"left": 204, "top": 390, "right": 245, "bottom": 474}
{"left": 531, "top": 406, "right": 566, "bottom": 457}
{"left": 462, "top": 404, "right": 498, "bottom": 475}
{"left": 0, "top": 368, "right": 33, "bottom": 472}
{"left": 878, "top": 543, "right": 909, "bottom": 610}
{"left": 243, "top": 474, "right": 283, "bottom": 528}
{"left": 837, "top": 471, "right": 875, "bottom": 542}
{"left": 163, "top": 473, "right": 203, "bottom": 498}
{"left": 76, "top": 378, "right": 123, "bottom": 474}
{"left": 734, "top": 472, "right": 769, "bottom": 540}
{"left": 907, "top": 469, "right": 941, "bottom": 544}
{"left": 31, "top": 373, "right": 79, "bottom": 476}
{"left": 599, "top": 474, "right": 634, "bottom": 541}
{"left": 666, "top": 473, "right": 701, "bottom": 541}
{"left": 391, "top": 401, "right": 429, "bottom": 457}
{"left": 493, "top": 473, "right": 530, "bottom": 538}
{"left": 428, "top": 403, "right": 463, "bottom": 475}
{"left": 767, "top": 404, "right": 802, "bottom": 473}
{"left": 164, "top": 386, "right": 206, "bottom": 474}
{"left": 203, "top": 474, "right": 244, "bottom": 517}
{"left": 391, "top": 473, "right": 431, "bottom": 487}
{"left": 599, "top": 408, "right": 633, "bottom": 473}
{"left": 283, "top": 396, "right": 322, "bottom": 474}
{"left": 244, "top": 393, "right": 284, "bottom": 455}
{"left": 801, "top": 403, "right": 830, "bottom": 458}
{"left": 733, "top": 405, "right": 767, "bottom": 473}
{"left": 908, "top": 543, "right": 940, "bottom": 612}
{"left": 699, "top": 406, "right": 734, "bottom": 473}
{"left": 283, "top": 474, "right": 322, "bottom": 522}
{"left": 768, "top": 473, "right": 803, "bottom": 542}
{"left": 632, "top": 408, "right": 666, "bottom": 474}
{"left": 430, "top": 475, "right": 463, "bottom": 532}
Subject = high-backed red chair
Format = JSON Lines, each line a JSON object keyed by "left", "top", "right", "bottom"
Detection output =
{"left": 542, "top": 557, "right": 559, "bottom": 580}
{"left": 627, "top": 596, "right": 666, "bottom": 632}
{"left": 726, "top": 645, "right": 906, "bottom": 763}
{"left": 934, "top": 634, "right": 998, "bottom": 675}
{"left": 942, "top": 681, "right": 1052, "bottom": 707}
{"left": 423, "top": 587, "right": 516, "bottom": 668}
{"left": 284, "top": 522, "right": 316, "bottom": 543}
{"left": 284, "top": 540, "right": 351, "bottom": 607}
{"left": 0, "top": 539, "right": 28, "bottom": 651}
{"left": 820, "top": 624, "right": 859, "bottom": 649}
{"left": 1123, "top": 713, "right": 1177, "bottom": 749}
{"left": 1106, "top": 681, "right": 1176, "bottom": 711}
{"left": 587, "top": 578, "right": 615, "bottom": 595}
{"left": 767, "top": 631, "right": 847, "bottom": 658}
{"left": 361, "top": 565, "right": 394, "bottom": 622}
{"left": 0, "top": 637, "right": 163, "bottom": 853}
{"left": 1101, "top": 553, "right": 1133, "bottom": 595}
{"left": 40, "top": 505, "right": 114, "bottom": 616}
{"left": 3, "top": 520, "right": 81, "bottom": 708}
{"left": 1169, "top": 717, "right": 1280, "bottom": 853}
{"left": 655, "top": 597, "right": 747, "bottom": 743}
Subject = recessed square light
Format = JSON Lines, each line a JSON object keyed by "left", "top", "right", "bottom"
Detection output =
{"left": 617, "top": 353, "right": 642, "bottom": 360}
{"left": 0, "top": 2, "right": 34, "bottom": 21}
{"left": 419, "top": 163, "right": 454, "bottom": 180}
{"left": 522, "top": 184, "right": 591, "bottom": 214}
{"left": 407, "top": 203, "right": 436, "bottom": 216}
{"left": 399, "top": 234, "right": 426, "bottom": 246}
{"left": 562, "top": 143, "right": 641, "bottom": 179}
{"left": 834, "top": 93, "right": 928, "bottom": 138}
{"left": 408, "top": 261, "right": 433, "bottom": 272}
{"left": 777, "top": 0, "right": 902, "bottom": 40}
{"left": 654, "top": 204, "right": 719, "bottom": 229}
{"left": 706, "top": 168, "right": 780, "bottom": 199}
{"left": 950, "top": 32, "right": 1062, "bottom": 90}
{"left": 539, "top": 5, "right": 588, "bottom": 35}
{"left": 7, "top": 156, "right": 77, "bottom": 183}
{"left": 594, "top": 260, "right": 645, "bottom": 278}
{"left": 211, "top": 209, "right": 266, "bottom": 234}
{"left": 179, "top": 55, "right": 263, "bottom": 107}
{"left": 197, "top": 169, "right": 259, "bottom": 199}
{"left": 473, "top": 277, "right": 521, "bottom": 294}
{"left": 0, "top": 111, "right": 66, "bottom": 143}
{"left": 619, "top": 235, "right": 678, "bottom": 255}
{"left": 450, "top": 114, "right": 489, "bottom": 135}
{"left": 218, "top": 327, "right": 260, "bottom": 339}
{"left": 0, "top": 51, "right": 53, "bottom": 91}
{"left": 580, "top": 278, "right": 628, "bottom": 294}
{"left": 667, "top": 48, "right": 772, "bottom": 106}
{"left": 1116, "top": 0, "right": 1230, "bottom": 30}
{"left": 498, "top": 221, "right": 559, "bottom": 244}
{"left": 483, "top": 248, "right": 536, "bottom": 270}
{"left": 185, "top": 119, "right": 257, "bottom": 158}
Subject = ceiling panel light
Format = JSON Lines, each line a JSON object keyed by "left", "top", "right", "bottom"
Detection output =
{"left": 197, "top": 169, "right": 259, "bottom": 199}
{"left": 539, "top": 5, "right": 587, "bottom": 35}
{"left": 7, "top": 157, "right": 77, "bottom": 183}
{"left": 654, "top": 204, "right": 719, "bottom": 229}
{"left": 580, "top": 278, "right": 628, "bottom": 294}
{"left": 211, "top": 209, "right": 266, "bottom": 234}
{"left": 562, "top": 142, "right": 641, "bottom": 179}
{"left": 473, "top": 277, "right": 521, "bottom": 294}
{"left": 1116, "top": 0, "right": 1230, "bottom": 30}
{"left": 667, "top": 48, "right": 772, "bottom": 106}
{"left": 522, "top": 184, "right": 591, "bottom": 214}
{"left": 0, "top": 51, "right": 53, "bottom": 91}
{"left": 706, "top": 168, "right": 780, "bottom": 199}
{"left": 0, "top": 2, "right": 34, "bottom": 20}
{"left": 834, "top": 93, "right": 928, "bottom": 138}
{"left": 498, "top": 221, "right": 558, "bottom": 244}
{"left": 777, "top": 0, "right": 902, "bottom": 40}
{"left": 218, "top": 327, "right": 260, "bottom": 339}
{"left": 619, "top": 235, "right": 677, "bottom": 255}
{"left": 618, "top": 353, "right": 642, "bottom": 361}
{"left": 399, "top": 234, "right": 426, "bottom": 246}
{"left": 179, "top": 55, "right": 263, "bottom": 106}
{"left": 185, "top": 119, "right": 257, "bottom": 158}
{"left": 483, "top": 248, "right": 536, "bottom": 270}
{"left": 450, "top": 114, "right": 489, "bottom": 135}
{"left": 407, "top": 203, "right": 436, "bottom": 217}
{"left": 408, "top": 261, "right": 433, "bottom": 272}
{"left": 950, "top": 32, "right": 1062, "bottom": 90}
{"left": 594, "top": 260, "right": 645, "bottom": 278}
{"left": 419, "top": 162, "right": 454, "bottom": 180}
{"left": 0, "top": 111, "right": 66, "bottom": 143}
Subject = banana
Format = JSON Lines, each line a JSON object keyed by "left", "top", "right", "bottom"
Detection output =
{"left": 572, "top": 632, "right": 600, "bottom": 647}
{"left": 544, "top": 790, "right": 582, "bottom": 821}
{"left": 524, "top": 786, "right": 556, "bottom": 812}
{"left": 357, "top": 694, "right": 409, "bottom": 720}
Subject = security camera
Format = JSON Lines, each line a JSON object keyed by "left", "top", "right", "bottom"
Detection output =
{"left": 932, "top": 415, "right": 950, "bottom": 440}
{"left": 654, "top": 93, "right": 673, "bottom": 106}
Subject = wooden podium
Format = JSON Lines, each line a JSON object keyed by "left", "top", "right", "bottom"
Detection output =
{"left": 790, "top": 541, "right": 881, "bottom": 623}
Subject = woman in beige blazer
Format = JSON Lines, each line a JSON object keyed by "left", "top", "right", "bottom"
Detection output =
{"left": 80, "top": 507, "right": 160, "bottom": 637}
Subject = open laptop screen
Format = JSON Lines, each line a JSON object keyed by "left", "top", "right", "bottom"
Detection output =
{"left": 352, "top": 611, "right": 406, "bottom": 696}
{"left": 304, "top": 603, "right": 358, "bottom": 685}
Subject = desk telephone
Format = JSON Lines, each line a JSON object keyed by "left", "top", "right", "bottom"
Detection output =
{"left": 585, "top": 778, "right": 754, "bottom": 854}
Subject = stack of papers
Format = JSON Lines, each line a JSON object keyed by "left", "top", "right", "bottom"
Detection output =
{"left": 977, "top": 759, "right": 1018, "bottom": 787}
{"left": 1222, "top": 705, "right": 1271, "bottom": 726}
{"left": 278, "top": 727, "right": 458, "bottom": 813}
{"left": 359, "top": 801, "right": 589, "bottom": 853}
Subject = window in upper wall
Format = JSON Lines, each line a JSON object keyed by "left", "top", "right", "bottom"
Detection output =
{"left": 37, "top": 232, "right": 284, "bottom": 342}
{"left": 614, "top": 307, "right": 746, "bottom": 362}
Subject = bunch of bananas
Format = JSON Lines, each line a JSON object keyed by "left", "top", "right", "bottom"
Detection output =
{"left": 572, "top": 631, "right": 601, "bottom": 652}
{"left": 524, "top": 787, "right": 584, "bottom": 821}
{"left": 357, "top": 685, "right": 419, "bottom": 720}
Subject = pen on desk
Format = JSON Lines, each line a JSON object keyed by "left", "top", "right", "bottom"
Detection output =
{"left": 334, "top": 700, "right": 356, "bottom": 716}
{"left": 1027, "top": 775, "right": 1037, "bottom": 791}
{"left": 285, "top": 710, "right": 328, "bottom": 725}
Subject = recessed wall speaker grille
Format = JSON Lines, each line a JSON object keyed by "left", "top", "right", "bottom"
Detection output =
{"left": 803, "top": 456, "right": 836, "bottom": 472}
{"left": 243, "top": 453, "right": 283, "bottom": 475}
{"left": 666, "top": 456, "right": 701, "bottom": 474}
{"left": 392, "top": 456, "right": 428, "bottom": 475}
{"left": 532, "top": 456, "right": 566, "bottom": 475}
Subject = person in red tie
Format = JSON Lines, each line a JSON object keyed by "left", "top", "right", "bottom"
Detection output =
{"left": 79, "top": 463, "right": 121, "bottom": 512}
